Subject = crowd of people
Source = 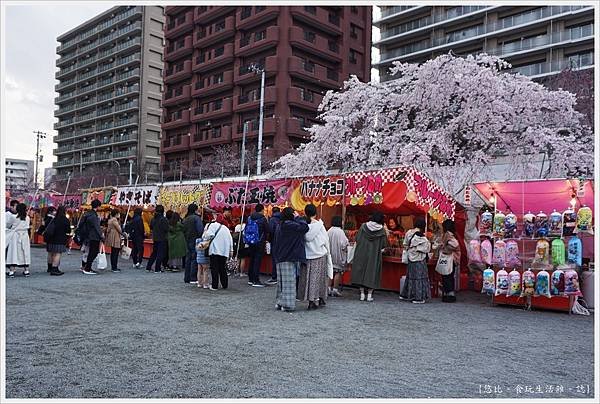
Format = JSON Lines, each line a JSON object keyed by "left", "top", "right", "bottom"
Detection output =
{"left": 5, "top": 198, "right": 462, "bottom": 310}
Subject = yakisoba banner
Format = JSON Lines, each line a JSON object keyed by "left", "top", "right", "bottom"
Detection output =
{"left": 157, "top": 184, "right": 211, "bottom": 213}
{"left": 115, "top": 186, "right": 159, "bottom": 206}
{"left": 210, "top": 180, "right": 291, "bottom": 208}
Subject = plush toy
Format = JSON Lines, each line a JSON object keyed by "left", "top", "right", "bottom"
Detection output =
{"left": 493, "top": 211, "right": 505, "bottom": 238}
{"left": 548, "top": 210, "right": 563, "bottom": 237}
{"left": 551, "top": 269, "right": 565, "bottom": 296}
{"left": 576, "top": 205, "right": 593, "bottom": 235}
{"left": 564, "top": 270, "right": 582, "bottom": 296}
{"left": 495, "top": 268, "right": 509, "bottom": 296}
{"left": 520, "top": 269, "right": 535, "bottom": 297}
{"left": 504, "top": 213, "right": 517, "bottom": 239}
{"left": 468, "top": 239, "right": 482, "bottom": 264}
{"left": 479, "top": 210, "right": 493, "bottom": 237}
{"left": 562, "top": 208, "right": 577, "bottom": 237}
{"left": 535, "top": 270, "right": 551, "bottom": 298}
{"left": 535, "top": 211, "right": 548, "bottom": 238}
{"left": 533, "top": 239, "right": 550, "bottom": 265}
{"left": 551, "top": 239, "right": 566, "bottom": 266}
{"left": 523, "top": 212, "right": 536, "bottom": 238}
{"left": 505, "top": 240, "right": 521, "bottom": 268}
{"left": 481, "top": 238, "right": 493, "bottom": 266}
{"left": 481, "top": 267, "right": 495, "bottom": 295}
{"left": 567, "top": 237, "right": 582, "bottom": 266}
{"left": 493, "top": 239, "right": 507, "bottom": 267}
{"left": 506, "top": 269, "right": 521, "bottom": 297}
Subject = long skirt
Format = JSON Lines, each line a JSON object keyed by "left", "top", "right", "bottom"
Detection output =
{"left": 276, "top": 262, "right": 298, "bottom": 310}
{"left": 298, "top": 255, "right": 328, "bottom": 302}
{"left": 401, "top": 260, "right": 431, "bottom": 301}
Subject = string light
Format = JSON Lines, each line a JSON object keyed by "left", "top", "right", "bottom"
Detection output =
{"left": 570, "top": 192, "right": 577, "bottom": 208}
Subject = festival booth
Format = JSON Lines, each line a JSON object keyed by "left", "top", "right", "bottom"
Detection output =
{"left": 471, "top": 179, "right": 594, "bottom": 313}
{"left": 24, "top": 192, "right": 82, "bottom": 245}
{"left": 114, "top": 185, "right": 159, "bottom": 258}
{"left": 69, "top": 187, "right": 117, "bottom": 250}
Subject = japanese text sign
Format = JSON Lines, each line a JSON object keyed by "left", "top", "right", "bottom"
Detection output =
{"left": 115, "top": 186, "right": 159, "bottom": 206}
{"left": 210, "top": 180, "right": 291, "bottom": 208}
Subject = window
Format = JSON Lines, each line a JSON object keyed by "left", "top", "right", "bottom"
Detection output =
{"left": 349, "top": 49, "right": 357, "bottom": 64}
{"left": 241, "top": 6, "right": 252, "bottom": 19}
{"left": 328, "top": 40, "right": 339, "bottom": 53}
{"left": 214, "top": 99, "right": 223, "bottom": 110}
{"left": 255, "top": 30, "right": 266, "bottom": 41}
{"left": 328, "top": 13, "right": 340, "bottom": 26}
{"left": 303, "top": 30, "right": 316, "bottom": 43}
{"left": 256, "top": 6, "right": 266, "bottom": 13}
{"left": 211, "top": 127, "right": 221, "bottom": 138}
{"left": 214, "top": 46, "right": 225, "bottom": 57}
{"left": 303, "top": 59, "right": 315, "bottom": 72}
{"left": 304, "top": 6, "right": 316, "bottom": 15}
{"left": 351, "top": 6, "right": 358, "bottom": 14}
{"left": 214, "top": 72, "right": 224, "bottom": 84}
{"left": 350, "top": 24, "right": 358, "bottom": 39}
{"left": 240, "top": 34, "right": 251, "bottom": 47}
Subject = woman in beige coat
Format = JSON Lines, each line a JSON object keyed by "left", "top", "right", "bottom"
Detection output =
{"left": 105, "top": 209, "right": 123, "bottom": 273}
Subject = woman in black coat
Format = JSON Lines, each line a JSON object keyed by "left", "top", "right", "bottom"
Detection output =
{"left": 45, "top": 206, "right": 72, "bottom": 276}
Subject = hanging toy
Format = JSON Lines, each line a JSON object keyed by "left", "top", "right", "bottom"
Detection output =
{"left": 567, "top": 236, "right": 582, "bottom": 266}
{"left": 562, "top": 208, "right": 577, "bottom": 237}
{"left": 551, "top": 269, "right": 565, "bottom": 296}
{"left": 564, "top": 270, "right": 582, "bottom": 296}
{"left": 493, "top": 211, "right": 505, "bottom": 238}
{"left": 480, "top": 238, "right": 493, "bottom": 266}
{"left": 479, "top": 210, "right": 493, "bottom": 237}
{"left": 548, "top": 210, "right": 563, "bottom": 237}
{"left": 520, "top": 269, "right": 535, "bottom": 297}
{"left": 495, "top": 268, "right": 509, "bottom": 296}
{"left": 533, "top": 239, "right": 550, "bottom": 266}
{"left": 493, "top": 239, "right": 507, "bottom": 267}
{"left": 535, "top": 270, "right": 551, "bottom": 298}
{"left": 468, "top": 239, "right": 482, "bottom": 264}
{"left": 504, "top": 212, "right": 517, "bottom": 239}
{"left": 506, "top": 269, "right": 521, "bottom": 297}
{"left": 576, "top": 205, "right": 593, "bottom": 235}
{"left": 481, "top": 267, "right": 495, "bottom": 295}
{"left": 523, "top": 211, "right": 536, "bottom": 238}
{"left": 505, "top": 240, "right": 521, "bottom": 268}
{"left": 535, "top": 211, "right": 548, "bottom": 238}
{"left": 551, "top": 239, "right": 566, "bottom": 266}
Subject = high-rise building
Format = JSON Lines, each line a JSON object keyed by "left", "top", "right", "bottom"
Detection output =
{"left": 161, "top": 5, "right": 372, "bottom": 176}
{"left": 54, "top": 6, "right": 165, "bottom": 183}
{"left": 5, "top": 158, "right": 34, "bottom": 195}
{"left": 374, "top": 5, "right": 594, "bottom": 82}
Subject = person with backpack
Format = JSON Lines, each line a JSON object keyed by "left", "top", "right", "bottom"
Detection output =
{"left": 183, "top": 203, "right": 204, "bottom": 284}
{"left": 245, "top": 203, "right": 270, "bottom": 287}
{"left": 38, "top": 206, "right": 56, "bottom": 273}
{"left": 80, "top": 199, "right": 105, "bottom": 275}
{"left": 44, "top": 206, "right": 71, "bottom": 276}
{"left": 146, "top": 205, "right": 169, "bottom": 273}
{"left": 266, "top": 207, "right": 281, "bottom": 285}
{"left": 125, "top": 208, "right": 145, "bottom": 268}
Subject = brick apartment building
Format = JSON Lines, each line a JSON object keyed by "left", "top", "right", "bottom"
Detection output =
{"left": 161, "top": 5, "right": 372, "bottom": 176}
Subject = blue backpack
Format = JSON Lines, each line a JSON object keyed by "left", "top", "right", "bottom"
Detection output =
{"left": 244, "top": 217, "right": 261, "bottom": 245}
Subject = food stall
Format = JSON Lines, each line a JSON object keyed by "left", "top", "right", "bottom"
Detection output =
{"left": 472, "top": 178, "right": 594, "bottom": 312}
{"left": 114, "top": 185, "right": 159, "bottom": 258}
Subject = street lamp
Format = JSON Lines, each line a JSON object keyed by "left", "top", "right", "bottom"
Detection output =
{"left": 110, "top": 159, "right": 121, "bottom": 186}
{"left": 128, "top": 159, "right": 134, "bottom": 185}
{"left": 249, "top": 63, "right": 265, "bottom": 175}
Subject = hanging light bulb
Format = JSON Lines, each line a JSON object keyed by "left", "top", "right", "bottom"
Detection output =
{"left": 570, "top": 193, "right": 577, "bottom": 208}
{"left": 489, "top": 193, "right": 495, "bottom": 204}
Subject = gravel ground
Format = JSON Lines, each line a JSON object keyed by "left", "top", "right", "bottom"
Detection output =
{"left": 4, "top": 247, "right": 595, "bottom": 399}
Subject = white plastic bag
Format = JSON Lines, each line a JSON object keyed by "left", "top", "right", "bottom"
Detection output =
{"left": 96, "top": 244, "right": 107, "bottom": 270}
{"left": 435, "top": 252, "right": 453, "bottom": 275}
{"left": 347, "top": 245, "right": 355, "bottom": 264}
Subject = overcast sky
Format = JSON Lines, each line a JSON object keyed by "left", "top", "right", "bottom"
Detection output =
{"left": 3, "top": 3, "right": 115, "bottom": 183}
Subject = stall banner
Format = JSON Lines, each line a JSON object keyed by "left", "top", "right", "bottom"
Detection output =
{"left": 210, "top": 180, "right": 291, "bottom": 208}
{"left": 50, "top": 194, "right": 82, "bottom": 210}
{"left": 81, "top": 187, "right": 117, "bottom": 206}
{"left": 290, "top": 176, "right": 344, "bottom": 211}
{"left": 345, "top": 167, "right": 456, "bottom": 220}
{"left": 158, "top": 184, "right": 211, "bottom": 213}
{"left": 23, "top": 193, "right": 58, "bottom": 209}
{"left": 115, "top": 186, "right": 159, "bottom": 206}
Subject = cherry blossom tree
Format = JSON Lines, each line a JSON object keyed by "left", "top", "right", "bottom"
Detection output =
{"left": 270, "top": 53, "right": 593, "bottom": 194}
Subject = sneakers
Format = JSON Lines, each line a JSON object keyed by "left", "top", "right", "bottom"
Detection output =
{"left": 134, "top": 263, "right": 141, "bottom": 269}
{"left": 82, "top": 269, "right": 97, "bottom": 275}
{"left": 360, "top": 293, "right": 365, "bottom": 301}
{"left": 208, "top": 286, "right": 217, "bottom": 291}
{"left": 23, "top": 270, "right": 31, "bottom": 277}
{"left": 266, "top": 278, "right": 278, "bottom": 285}
{"left": 412, "top": 300, "right": 426, "bottom": 304}
{"left": 7, "top": 271, "right": 15, "bottom": 278}
{"left": 50, "top": 268, "right": 64, "bottom": 276}
{"left": 366, "top": 295, "right": 374, "bottom": 302}
{"left": 203, "top": 284, "right": 209, "bottom": 289}
{"left": 251, "top": 282, "right": 265, "bottom": 288}
{"left": 111, "top": 269, "right": 121, "bottom": 273}
{"left": 190, "top": 281, "right": 198, "bottom": 285}
{"left": 399, "top": 295, "right": 409, "bottom": 301}
{"left": 247, "top": 281, "right": 254, "bottom": 286}
{"left": 331, "top": 289, "right": 342, "bottom": 297}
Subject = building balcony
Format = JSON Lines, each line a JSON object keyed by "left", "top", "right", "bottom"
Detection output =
{"left": 236, "top": 26, "right": 279, "bottom": 57}
{"left": 194, "top": 6, "right": 233, "bottom": 24}
{"left": 232, "top": 117, "right": 277, "bottom": 141}
{"left": 287, "top": 87, "right": 323, "bottom": 110}
{"left": 165, "top": 35, "right": 193, "bottom": 62}
{"left": 288, "top": 26, "right": 342, "bottom": 62}
{"left": 234, "top": 56, "right": 278, "bottom": 84}
{"left": 163, "top": 84, "right": 192, "bottom": 107}
{"left": 289, "top": 6, "right": 342, "bottom": 36}
{"left": 287, "top": 56, "right": 341, "bottom": 89}
{"left": 165, "top": 6, "right": 188, "bottom": 16}
{"left": 191, "top": 97, "right": 232, "bottom": 121}
{"left": 165, "top": 10, "right": 194, "bottom": 38}
{"left": 193, "top": 16, "right": 235, "bottom": 48}
{"left": 162, "top": 134, "right": 191, "bottom": 154}
{"left": 192, "top": 43, "right": 234, "bottom": 73}
{"left": 56, "top": 64, "right": 77, "bottom": 79}
{"left": 190, "top": 125, "right": 232, "bottom": 148}
{"left": 286, "top": 117, "right": 311, "bottom": 139}
{"left": 164, "top": 60, "right": 192, "bottom": 84}
{"left": 53, "top": 144, "right": 75, "bottom": 155}
{"left": 235, "top": 6, "right": 279, "bottom": 30}
{"left": 162, "top": 109, "right": 191, "bottom": 130}
{"left": 192, "top": 70, "right": 234, "bottom": 98}
{"left": 232, "top": 86, "right": 276, "bottom": 112}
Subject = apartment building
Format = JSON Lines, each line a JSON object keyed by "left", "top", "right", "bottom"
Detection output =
{"left": 161, "top": 5, "right": 372, "bottom": 175}
{"left": 375, "top": 5, "right": 594, "bottom": 81}
{"left": 5, "top": 158, "right": 34, "bottom": 195}
{"left": 54, "top": 6, "right": 165, "bottom": 182}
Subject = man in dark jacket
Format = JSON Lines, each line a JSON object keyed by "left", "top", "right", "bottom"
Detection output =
{"left": 266, "top": 207, "right": 281, "bottom": 285}
{"left": 247, "top": 203, "right": 270, "bottom": 287}
{"left": 39, "top": 206, "right": 56, "bottom": 273}
{"left": 146, "top": 205, "right": 169, "bottom": 273}
{"left": 82, "top": 199, "right": 104, "bottom": 275}
{"left": 182, "top": 203, "right": 204, "bottom": 284}
{"left": 126, "top": 208, "right": 146, "bottom": 268}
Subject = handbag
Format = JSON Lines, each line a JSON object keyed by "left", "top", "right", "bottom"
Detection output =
{"left": 226, "top": 257, "right": 239, "bottom": 274}
{"left": 401, "top": 233, "right": 416, "bottom": 264}
{"left": 96, "top": 244, "right": 108, "bottom": 270}
{"left": 346, "top": 244, "right": 355, "bottom": 264}
{"left": 120, "top": 237, "right": 132, "bottom": 260}
{"left": 435, "top": 251, "right": 454, "bottom": 275}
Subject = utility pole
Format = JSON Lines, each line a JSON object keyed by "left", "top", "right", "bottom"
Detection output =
{"left": 33, "top": 130, "right": 47, "bottom": 190}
